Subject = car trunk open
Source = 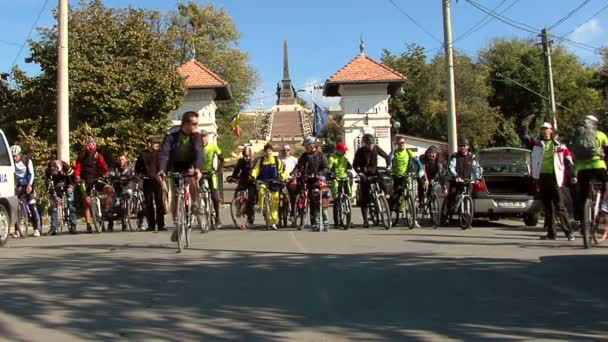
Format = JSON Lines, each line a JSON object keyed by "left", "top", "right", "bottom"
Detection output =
{"left": 478, "top": 148, "right": 533, "bottom": 195}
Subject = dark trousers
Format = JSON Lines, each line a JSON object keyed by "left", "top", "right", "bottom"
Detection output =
{"left": 575, "top": 169, "right": 608, "bottom": 221}
{"left": 143, "top": 179, "right": 165, "bottom": 229}
{"left": 287, "top": 182, "right": 297, "bottom": 218}
{"left": 539, "top": 173, "right": 572, "bottom": 237}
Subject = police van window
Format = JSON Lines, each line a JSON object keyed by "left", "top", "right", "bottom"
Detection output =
{"left": 0, "top": 137, "right": 11, "bottom": 166}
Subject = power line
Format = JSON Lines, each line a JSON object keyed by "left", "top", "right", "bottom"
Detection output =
{"left": 548, "top": 0, "right": 591, "bottom": 30}
{"left": 8, "top": 0, "right": 50, "bottom": 72}
{"left": 454, "top": 0, "right": 511, "bottom": 43}
{"left": 561, "top": 3, "right": 608, "bottom": 37}
{"left": 464, "top": 0, "right": 539, "bottom": 34}
{"left": 387, "top": 0, "right": 443, "bottom": 44}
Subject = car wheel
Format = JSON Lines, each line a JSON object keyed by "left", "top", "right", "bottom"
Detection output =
{"left": 0, "top": 205, "right": 9, "bottom": 247}
{"left": 523, "top": 213, "right": 539, "bottom": 227}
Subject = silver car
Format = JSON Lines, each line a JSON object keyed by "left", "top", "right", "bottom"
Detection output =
{"left": 472, "top": 147, "right": 542, "bottom": 226}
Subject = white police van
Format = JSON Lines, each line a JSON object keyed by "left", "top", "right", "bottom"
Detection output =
{"left": 0, "top": 129, "right": 17, "bottom": 246}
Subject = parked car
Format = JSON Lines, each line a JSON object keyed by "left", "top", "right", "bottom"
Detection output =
{"left": 0, "top": 129, "right": 17, "bottom": 246}
{"left": 472, "top": 147, "right": 541, "bottom": 226}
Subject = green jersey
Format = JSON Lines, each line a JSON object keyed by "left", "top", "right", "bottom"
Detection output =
{"left": 576, "top": 131, "right": 608, "bottom": 171}
{"left": 203, "top": 143, "right": 222, "bottom": 173}
{"left": 328, "top": 154, "right": 351, "bottom": 179}
{"left": 392, "top": 149, "right": 416, "bottom": 176}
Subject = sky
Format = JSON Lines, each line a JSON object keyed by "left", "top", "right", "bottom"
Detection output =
{"left": 0, "top": 0, "right": 606, "bottom": 109}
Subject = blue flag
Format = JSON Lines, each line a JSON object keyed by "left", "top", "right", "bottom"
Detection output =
{"left": 313, "top": 102, "right": 329, "bottom": 137}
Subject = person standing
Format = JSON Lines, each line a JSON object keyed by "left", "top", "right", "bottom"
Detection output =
{"left": 10, "top": 145, "right": 42, "bottom": 237}
{"left": 201, "top": 131, "right": 224, "bottom": 228}
{"left": 45, "top": 160, "right": 77, "bottom": 235}
{"left": 251, "top": 144, "right": 287, "bottom": 230}
{"left": 327, "top": 141, "right": 352, "bottom": 229}
{"left": 280, "top": 144, "right": 299, "bottom": 219}
{"left": 135, "top": 137, "right": 165, "bottom": 231}
{"left": 521, "top": 117, "right": 575, "bottom": 240}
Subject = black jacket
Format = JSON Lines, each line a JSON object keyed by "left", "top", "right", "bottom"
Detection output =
{"left": 353, "top": 146, "right": 390, "bottom": 176}
{"left": 158, "top": 130, "right": 204, "bottom": 173}
{"left": 295, "top": 151, "right": 328, "bottom": 178}
{"left": 136, "top": 150, "right": 160, "bottom": 179}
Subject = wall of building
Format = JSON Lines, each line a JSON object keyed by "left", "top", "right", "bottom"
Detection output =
{"left": 339, "top": 83, "right": 392, "bottom": 166}
{"left": 168, "top": 88, "right": 219, "bottom": 143}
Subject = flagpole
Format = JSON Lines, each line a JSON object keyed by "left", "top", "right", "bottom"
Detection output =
{"left": 310, "top": 81, "right": 315, "bottom": 137}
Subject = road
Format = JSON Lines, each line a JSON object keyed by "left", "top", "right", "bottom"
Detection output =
{"left": 1, "top": 207, "right": 607, "bottom": 341}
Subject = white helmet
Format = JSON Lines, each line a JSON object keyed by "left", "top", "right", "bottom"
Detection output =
{"left": 10, "top": 145, "right": 22, "bottom": 156}
{"left": 303, "top": 136, "right": 317, "bottom": 146}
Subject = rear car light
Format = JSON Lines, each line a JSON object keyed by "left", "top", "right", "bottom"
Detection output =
{"left": 473, "top": 178, "right": 487, "bottom": 193}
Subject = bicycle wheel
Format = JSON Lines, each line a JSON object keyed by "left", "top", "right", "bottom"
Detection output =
{"left": 230, "top": 194, "right": 248, "bottom": 229}
{"left": 582, "top": 199, "right": 593, "bottom": 248}
{"left": 459, "top": 196, "right": 474, "bottom": 230}
{"left": 18, "top": 203, "right": 29, "bottom": 237}
{"left": 91, "top": 197, "right": 104, "bottom": 233}
{"left": 56, "top": 201, "right": 65, "bottom": 234}
{"left": 378, "top": 196, "right": 392, "bottom": 230}
{"left": 207, "top": 193, "right": 217, "bottom": 230}
{"left": 123, "top": 197, "right": 133, "bottom": 231}
{"left": 135, "top": 195, "right": 145, "bottom": 229}
{"left": 340, "top": 194, "right": 352, "bottom": 229}
{"left": 263, "top": 193, "right": 271, "bottom": 230}
{"left": 429, "top": 194, "right": 441, "bottom": 228}
{"left": 278, "top": 190, "right": 290, "bottom": 228}
{"left": 195, "top": 197, "right": 208, "bottom": 233}
{"left": 404, "top": 195, "right": 416, "bottom": 230}
{"left": 176, "top": 194, "right": 186, "bottom": 253}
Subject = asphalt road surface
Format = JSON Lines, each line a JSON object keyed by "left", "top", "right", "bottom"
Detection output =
{"left": 1, "top": 207, "right": 607, "bottom": 341}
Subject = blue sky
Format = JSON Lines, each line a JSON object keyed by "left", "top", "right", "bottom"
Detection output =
{"left": 1, "top": 0, "right": 606, "bottom": 109}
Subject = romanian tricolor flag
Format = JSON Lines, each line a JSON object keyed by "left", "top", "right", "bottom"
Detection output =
{"left": 230, "top": 111, "right": 241, "bottom": 137}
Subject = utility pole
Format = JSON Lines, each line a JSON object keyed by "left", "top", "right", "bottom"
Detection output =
{"left": 540, "top": 28, "right": 557, "bottom": 129}
{"left": 442, "top": 0, "right": 458, "bottom": 153}
{"left": 57, "top": 0, "right": 70, "bottom": 162}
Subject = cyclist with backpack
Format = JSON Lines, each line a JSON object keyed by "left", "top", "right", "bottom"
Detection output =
{"left": 570, "top": 114, "right": 608, "bottom": 225}
{"left": 227, "top": 146, "right": 256, "bottom": 226}
{"left": 10, "top": 145, "right": 42, "bottom": 237}
{"left": 521, "top": 116, "right": 575, "bottom": 240}
{"left": 45, "top": 160, "right": 77, "bottom": 235}
{"left": 251, "top": 143, "right": 288, "bottom": 230}
{"left": 295, "top": 137, "right": 330, "bottom": 230}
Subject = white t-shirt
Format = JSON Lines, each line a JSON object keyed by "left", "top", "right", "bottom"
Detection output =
{"left": 281, "top": 156, "right": 298, "bottom": 175}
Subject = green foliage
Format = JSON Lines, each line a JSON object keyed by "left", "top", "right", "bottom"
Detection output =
{"left": 318, "top": 114, "right": 344, "bottom": 154}
{"left": 5, "top": 0, "right": 185, "bottom": 165}
{"left": 167, "top": 1, "right": 258, "bottom": 133}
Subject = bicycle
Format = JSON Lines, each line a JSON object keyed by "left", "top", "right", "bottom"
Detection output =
{"left": 582, "top": 180, "right": 608, "bottom": 248}
{"left": 49, "top": 181, "right": 74, "bottom": 234}
{"left": 420, "top": 179, "right": 441, "bottom": 228}
{"left": 365, "top": 175, "right": 392, "bottom": 230}
{"left": 123, "top": 177, "right": 145, "bottom": 231}
{"left": 278, "top": 183, "right": 291, "bottom": 228}
{"left": 197, "top": 174, "right": 216, "bottom": 233}
{"left": 441, "top": 179, "right": 474, "bottom": 230}
{"left": 15, "top": 187, "right": 31, "bottom": 237}
{"left": 312, "top": 176, "right": 330, "bottom": 232}
{"left": 85, "top": 178, "right": 112, "bottom": 233}
{"left": 293, "top": 176, "right": 309, "bottom": 230}
{"left": 391, "top": 174, "right": 418, "bottom": 229}
{"left": 169, "top": 172, "right": 195, "bottom": 253}
{"left": 256, "top": 179, "right": 284, "bottom": 230}
{"left": 227, "top": 177, "right": 254, "bottom": 229}
{"left": 330, "top": 175, "right": 352, "bottom": 230}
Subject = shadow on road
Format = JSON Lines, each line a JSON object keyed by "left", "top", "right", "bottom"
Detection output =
{"left": 1, "top": 246, "right": 607, "bottom": 340}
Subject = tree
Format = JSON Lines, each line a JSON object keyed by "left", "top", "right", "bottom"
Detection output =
{"left": 480, "top": 38, "right": 602, "bottom": 140}
{"left": 7, "top": 0, "right": 185, "bottom": 163}
{"left": 166, "top": 1, "right": 258, "bottom": 154}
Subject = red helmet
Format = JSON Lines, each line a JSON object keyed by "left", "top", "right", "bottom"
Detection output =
{"left": 336, "top": 141, "right": 348, "bottom": 152}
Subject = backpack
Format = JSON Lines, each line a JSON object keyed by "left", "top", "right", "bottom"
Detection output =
{"left": 571, "top": 122, "right": 603, "bottom": 160}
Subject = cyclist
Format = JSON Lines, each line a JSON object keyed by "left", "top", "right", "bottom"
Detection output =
{"left": 418, "top": 146, "right": 446, "bottom": 207}
{"left": 353, "top": 133, "right": 390, "bottom": 228}
{"left": 45, "top": 160, "right": 77, "bottom": 235}
{"left": 521, "top": 116, "right": 575, "bottom": 240}
{"left": 390, "top": 136, "right": 424, "bottom": 227}
{"left": 571, "top": 114, "right": 608, "bottom": 228}
{"left": 251, "top": 143, "right": 288, "bottom": 230}
{"left": 109, "top": 153, "right": 135, "bottom": 231}
{"left": 227, "top": 146, "right": 256, "bottom": 226}
{"left": 10, "top": 145, "right": 42, "bottom": 237}
{"left": 441, "top": 138, "right": 481, "bottom": 224}
{"left": 280, "top": 144, "right": 299, "bottom": 219}
{"left": 327, "top": 141, "right": 352, "bottom": 229}
{"left": 74, "top": 137, "right": 111, "bottom": 233}
{"left": 295, "top": 137, "right": 329, "bottom": 230}
{"left": 135, "top": 136, "right": 165, "bottom": 231}
{"left": 201, "top": 131, "right": 224, "bottom": 228}
{"left": 158, "top": 111, "right": 204, "bottom": 242}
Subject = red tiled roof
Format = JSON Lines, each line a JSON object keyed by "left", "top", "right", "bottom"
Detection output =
{"left": 177, "top": 59, "right": 228, "bottom": 88}
{"left": 327, "top": 53, "right": 406, "bottom": 83}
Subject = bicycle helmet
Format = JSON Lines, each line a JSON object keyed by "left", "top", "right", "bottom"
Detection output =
{"left": 303, "top": 136, "right": 317, "bottom": 146}
{"left": 10, "top": 145, "right": 21, "bottom": 156}
{"left": 336, "top": 141, "right": 348, "bottom": 152}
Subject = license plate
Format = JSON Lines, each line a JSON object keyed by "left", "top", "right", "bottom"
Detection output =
{"left": 497, "top": 201, "right": 526, "bottom": 208}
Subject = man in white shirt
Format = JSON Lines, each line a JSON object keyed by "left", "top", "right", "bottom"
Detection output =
{"left": 11, "top": 145, "right": 42, "bottom": 237}
{"left": 280, "top": 145, "right": 299, "bottom": 219}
